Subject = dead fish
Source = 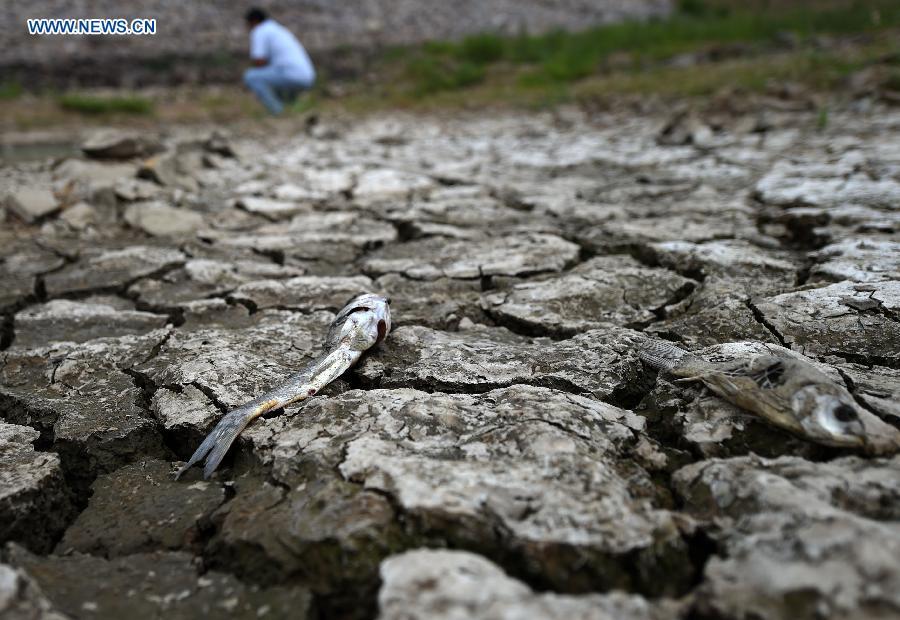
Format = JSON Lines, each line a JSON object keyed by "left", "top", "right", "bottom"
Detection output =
{"left": 177, "top": 293, "right": 391, "bottom": 479}
{"left": 637, "top": 338, "right": 867, "bottom": 448}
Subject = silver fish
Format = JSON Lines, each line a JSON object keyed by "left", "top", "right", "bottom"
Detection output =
{"left": 177, "top": 293, "right": 391, "bottom": 479}
{"left": 637, "top": 339, "right": 867, "bottom": 448}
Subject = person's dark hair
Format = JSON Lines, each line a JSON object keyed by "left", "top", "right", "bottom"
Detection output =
{"left": 245, "top": 8, "right": 267, "bottom": 24}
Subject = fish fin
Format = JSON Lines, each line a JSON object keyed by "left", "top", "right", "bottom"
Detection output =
{"left": 637, "top": 338, "right": 694, "bottom": 372}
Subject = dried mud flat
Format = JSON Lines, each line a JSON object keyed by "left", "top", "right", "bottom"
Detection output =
{"left": 1, "top": 100, "right": 899, "bottom": 620}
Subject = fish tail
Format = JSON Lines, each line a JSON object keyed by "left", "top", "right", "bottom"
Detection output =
{"left": 175, "top": 399, "right": 277, "bottom": 480}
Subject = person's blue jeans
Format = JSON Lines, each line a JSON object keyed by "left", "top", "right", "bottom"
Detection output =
{"left": 243, "top": 66, "right": 314, "bottom": 115}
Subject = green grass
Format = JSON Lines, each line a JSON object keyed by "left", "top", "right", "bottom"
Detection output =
{"left": 0, "top": 82, "right": 23, "bottom": 100}
{"left": 58, "top": 94, "right": 154, "bottom": 115}
{"left": 388, "top": 0, "right": 900, "bottom": 96}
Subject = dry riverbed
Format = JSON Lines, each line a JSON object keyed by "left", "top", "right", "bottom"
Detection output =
{"left": 1, "top": 97, "right": 899, "bottom": 619}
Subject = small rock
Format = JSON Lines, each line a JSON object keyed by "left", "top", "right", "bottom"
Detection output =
{"left": 356, "top": 324, "right": 647, "bottom": 401}
{"left": 43, "top": 245, "right": 186, "bottom": 296}
{"left": 4, "top": 545, "right": 312, "bottom": 619}
{"left": 5, "top": 188, "right": 58, "bottom": 223}
{"left": 0, "top": 422, "right": 75, "bottom": 553}
{"left": 54, "top": 159, "right": 137, "bottom": 193}
{"left": 57, "top": 459, "right": 226, "bottom": 557}
{"left": 138, "top": 151, "right": 187, "bottom": 189}
{"left": 378, "top": 549, "right": 685, "bottom": 620}
{"left": 361, "top": 233, "right": 580, "bottom": 280}
{"left": 810, "top": 237, "right": 900, "bottom": 283}
{"left": 674, "top": 455, "right": 900, "bottom": 619}
{"left": 13, "top": 299, "right": 167, "bottom": 349}
{"left": 0, "top": 332, "right": 171, "bottom": 489}
{"left": 128, "top": 258, "right": 303, "bottom": 309}
{"left": 124, "top": 201, "right": 205, "bottom": 237}
{"left": 482, "top": 255, "right": 696, "bottom": 336}
{"left": 203, "top": 130, "right": 236, "bottom": 158}
{"left": 81, "top": 129, "right": 162, "bottom": 160}
{"left": 0, "top": 562, "right": 67, "bottom": 620}
{"left": 114, "top": 177, "right": 162, "bottom": 202}
{"left": 755, "top": 280, "right": 900, "bottom": 362}
{"left": 231, "top": 275, "right": 375, "bottom": 312}
{"left": 236, "top": 196, "right": 311, "bottom": 220}
{"left": 353, "top": 168, "right": 435, "bottom": 203}
{"left": 59, "top": 201, "right": 97, "bottom": 230}
{"left": 150, "top": 385, "right": 223, "bottom": 455}
{"left": 374, "top": 274, "right": 485, "bottom": 329}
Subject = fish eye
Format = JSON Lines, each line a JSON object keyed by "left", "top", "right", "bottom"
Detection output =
{"left": 384, "top": 296, "right": 392, "bottom": 304}
{"left": 832, "top": 404, "right": 857, "bottom": 422}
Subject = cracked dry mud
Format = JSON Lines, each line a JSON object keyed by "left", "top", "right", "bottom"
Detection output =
{"left": 1, "top": 101, "right": 900, "bottom": 620}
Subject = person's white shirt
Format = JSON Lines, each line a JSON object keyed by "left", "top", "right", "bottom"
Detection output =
{"left": 250, "top": 19, "right": 315, "bottom": 83}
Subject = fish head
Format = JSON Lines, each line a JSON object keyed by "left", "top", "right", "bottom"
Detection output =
{"left": 331, "top": 293, "right": 392, "bottom": 349}
{"left": 791, "top": 384, "right": 866, "bottom": 447}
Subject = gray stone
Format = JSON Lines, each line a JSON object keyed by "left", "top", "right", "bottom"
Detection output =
{"left": 231, "top": 275, "right": 375, "bottom": 312}
{"left": 128, "top": 257, "right": 303, "bottom": 309}
{"left": 0, "top": 332, "right": 171, "bottom": 488}
{"left": 150, "top": 385, "right": 223, "bottom": 456}
{"left": 43, "top": 246, "right": 185, "bottom": 296}
{"left": 756, "top": 159, "right": 900, "bottom": 208}
{"left": 81, "top": 129, "right": 162, "bottom": 160}
{"left": 4, "top": 545, "right": 312, "bottom": 620}
{"left": 375, "top": 274, "right": 485, "bottom": 329}
{"left": 810, "top": 237, "right": 900, "bottom": 283}
{"left": 232, "top": 385, "right": 690, "bottom": 595}
{"left": 0, "top": 562, "right": 67, "bottom": 620}
{"left": 3, "top": 96, "right": 900, "bottom": 618}
{"left": 5, "top": 188, "right": 58, "bottom": 223}
{"left": 361, "top": 234, "right": 580, "bottom": 280}
{"left": 57, "top": 459, "right": 225, "bottom": 557}
{"left": 577, "top": 213, "right": 758, "bottom": 253}
{"left": 378, "top": 549, "right": 685, "bottom": 620}
{"left": 0, "top": 243, "right": 65, "bottom": 311}
{"left": 352, "top": 168, "right": 436, "bottom": 203}
{"left": 13, "top": 300, "right": 167, "bottom": 349}
{"left": 138, "top": 150, "right": 199, "bottom": 191}
{"left": 53, "top": 159, "right": 137, "bottom": 192}
{"left": 647, "top": 239, "right": 797, "bottom": 285}
{"left": 365, "top": 193, "right": 542, "bottom": 232}
{"left": 835, "top": 363, "right": 900, "bottom": 427}
{"left": 0, "top": 422, "right": 74, "bottom": 553}
{"left": 236, "top": 196, "right": 311, "bottom": 220}
{"left": 482, "top": 255, "right": 696, "bottom": 336}
{"left": 355, "top": 324, "right": 647, "bottom": 401}
{"left": 124, "top": 201, "right": 205, "bottom": 237}
{"left": 113, "top": 177, "right": 162, "bottom": 202}
{"left": 648, "top": 278, "right": 781, "bottom": 347}
{"left": 674, "top": 455, "right": 900, "bottom": 620}
{"left": 58, "top": 202, "right": 96, "bottom": 230}
{"left": 199, "top": 212, "right": 397, "bottom": 271}
{"left": 755, "top": 280, "right": 900, "bottom": 363}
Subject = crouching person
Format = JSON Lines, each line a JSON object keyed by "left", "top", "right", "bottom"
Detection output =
{"left": 243, "top": 7, "right": 316, "bottom": 115}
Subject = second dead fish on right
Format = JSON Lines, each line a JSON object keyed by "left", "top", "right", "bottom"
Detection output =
{"left": 635, "top": 338, "right": 898, "bottom": 453}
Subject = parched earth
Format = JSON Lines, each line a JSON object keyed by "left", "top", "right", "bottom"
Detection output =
{"left": 1, "top": 99, "right": 899, "bottom": 619}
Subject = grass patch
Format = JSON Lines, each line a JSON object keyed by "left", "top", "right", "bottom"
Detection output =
{"left": 0, "top": 82, "right": 23, "bottom": 100}
{"left": 58, "top": 94, "right": 154, "bottom": 115}
{"left": 388, "top": 0, "right": 900, "bottom": 96}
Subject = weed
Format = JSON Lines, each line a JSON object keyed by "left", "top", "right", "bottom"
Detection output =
{"left": 58, "top": 94, "right": 153, "bottom": 115}
{"left": 0, "top": 82, "right": 23, "bottom": 100}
